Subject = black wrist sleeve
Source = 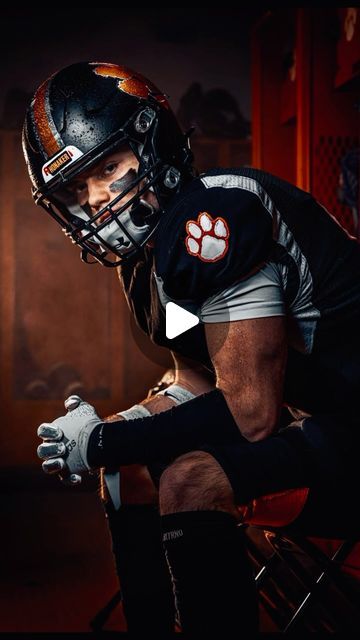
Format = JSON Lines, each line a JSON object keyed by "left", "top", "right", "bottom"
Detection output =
{"left": 88, "top": 388, "right": 243, "bottom": 467}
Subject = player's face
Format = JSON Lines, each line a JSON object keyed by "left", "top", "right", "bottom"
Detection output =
{"left": 61, "top": 147, "right": 159, "bottom": 255}
{"left": 66, "top": 148, "right": 157, "bottom": 221}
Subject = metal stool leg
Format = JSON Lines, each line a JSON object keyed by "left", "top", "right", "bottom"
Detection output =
{"left": 89, "top": 590, "right": 122, "bottom": 632}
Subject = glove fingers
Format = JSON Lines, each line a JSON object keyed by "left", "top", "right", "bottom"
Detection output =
{"left": 42, "top": 458, "right": 66, "bottom": 474}
{"left": 65, "top": 403, "right": 98, "bottom": 420}
{"left": 37, "top": 441, "right": 66, "bottom": 460}
{"left": 37, "top": 423, "right": 63, "bottom": 440}
{"left": 37, "top": 396, "right": 101, "bottom": 481}
{"left": 64, "top": 395, "right": 97, "bottom": 418}
{"left": 60, "top": 473, "right": 82, "bottom": 485}
{"left": 64, "top": 395, "right": 82, "bottom": 411}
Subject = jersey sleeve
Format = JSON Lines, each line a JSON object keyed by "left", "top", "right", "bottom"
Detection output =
{"left": 154, "top": 177, "right": 274, "bottom": 304}
{"left": 199, "top": 261, "right": 286, "bottom": 323}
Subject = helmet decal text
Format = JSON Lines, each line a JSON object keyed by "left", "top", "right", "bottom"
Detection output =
{"left": 42, "top": 145, "right": 84, "bottom": 182}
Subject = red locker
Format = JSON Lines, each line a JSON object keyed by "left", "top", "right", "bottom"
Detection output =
{"left": 251, "top": 8, "right": 359, "bottom": 235}
{"left": 335, "top": 7, "right": 360, "bottom": 89}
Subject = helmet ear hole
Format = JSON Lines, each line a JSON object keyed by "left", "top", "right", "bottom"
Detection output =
{"left": 134, "top": 107, "right": 156, "bottom": 133}
{"left": 164, "top": 167, "right": 181, "bottom": 189}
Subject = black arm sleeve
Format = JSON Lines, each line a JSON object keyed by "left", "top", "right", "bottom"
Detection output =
{"left": 87, "top": 389, "right": 243, "bottom": 467}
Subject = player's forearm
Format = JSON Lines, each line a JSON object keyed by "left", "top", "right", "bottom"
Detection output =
{"left": 105, "top": 359, "right": 215, "bottom": 423}
{"left": 92, "top": 361, "right": 219, "bottom": 467}
{"left": 141, "top": 393, "right": 178, "bottom": 414}
{"left": 88, "top": 389, "right": 243, "bottom": 468}
{"left": 104, "top": 393, "right": 176, "bottom": 423}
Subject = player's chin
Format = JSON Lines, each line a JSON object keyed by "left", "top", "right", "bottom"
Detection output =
{"left": 95, "top": 223, "right": 132, "bottom": 254}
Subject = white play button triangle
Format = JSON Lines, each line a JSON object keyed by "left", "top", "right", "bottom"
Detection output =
{"left": 166, "top": 302, "right": 199, "bottom": 339}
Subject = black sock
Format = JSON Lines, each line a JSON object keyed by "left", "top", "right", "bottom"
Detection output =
{"left": 161, "top": 510, "right": 259, "bottom": 635}
{"left": 105, "top": 502, "right": 175, "bottom": 633}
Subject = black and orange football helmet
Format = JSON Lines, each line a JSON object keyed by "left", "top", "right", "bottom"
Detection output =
{"left": 22, "top": 62, "right": 194, "bottom": 265}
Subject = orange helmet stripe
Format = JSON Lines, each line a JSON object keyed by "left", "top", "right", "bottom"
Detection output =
{"left": 32, "top": 78, "right": 62, "bottom": 158}
{"left": 93, "top": 63, "right": 133, "bottom": 81}
{"left": 93, "top": 63, "right": 170, "bottom": 108}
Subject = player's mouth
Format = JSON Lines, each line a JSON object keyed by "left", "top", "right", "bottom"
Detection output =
{"left": 94, "top": 200, "right": 130, "bottom": 227}
{"left": 95, "top": 210, "right": 112, "bottom": 226}
{"left": 91, "top": 208, "right": 132, "bottom": 251}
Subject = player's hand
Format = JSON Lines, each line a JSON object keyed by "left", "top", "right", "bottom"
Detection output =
{"left": 37, "top": 395, "right": 102, "bottom": 484}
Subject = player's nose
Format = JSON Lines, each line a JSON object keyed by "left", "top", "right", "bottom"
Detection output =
{"left": 87, "top": 177, "right": 111, "bottom": 214}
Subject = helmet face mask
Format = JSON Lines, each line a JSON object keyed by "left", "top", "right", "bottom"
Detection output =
{"left": 46, "top": 145, "right": 166, "bottom": 265}
{"left": 23, "top": 62, "right": 194, "bottom": 266}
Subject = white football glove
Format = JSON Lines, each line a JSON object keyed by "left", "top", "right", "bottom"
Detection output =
{"left": 37, "top": 395, "right": 102, "bottom": 484}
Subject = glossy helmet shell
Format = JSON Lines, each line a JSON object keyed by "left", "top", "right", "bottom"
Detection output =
{"left": 22, "top": 61, "right": 193, "bottom": 265}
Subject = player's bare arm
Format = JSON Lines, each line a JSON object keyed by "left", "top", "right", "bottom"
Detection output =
{"left": 102, "top": 355, "right": 215, "bottom": 502}
{"left": 206, "top": 316, "right": 288, "bottom": 441}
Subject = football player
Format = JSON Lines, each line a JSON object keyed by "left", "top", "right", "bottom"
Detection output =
{"left": 23, "top": 62, "right": 360, "bottom": 634}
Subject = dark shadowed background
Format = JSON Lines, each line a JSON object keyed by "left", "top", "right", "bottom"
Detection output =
{"left": 0, "top": 9, "right": 262, "bottom": 632}
{"left": 0, "top": 7, "right": 358, "bottom": 633}
{"left": 0, "top": 8, "right": 261, "bottom": 129}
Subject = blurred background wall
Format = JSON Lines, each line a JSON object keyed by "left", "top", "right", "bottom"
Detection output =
{"left": 0, "top": 7, "right": 359, "bottom": 635}
{"left": 0, "top": 7, "right": 258, "bottom": 470}
{"left": 0, "top": 7, "right": 358, "bottom": 471}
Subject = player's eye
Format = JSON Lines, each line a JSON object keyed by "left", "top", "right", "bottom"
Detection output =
{"left": 102, "top": 162, "right": 118, "bottom": 177}
{"left": 67, "top": 182, "right": 87, "bottom": 195}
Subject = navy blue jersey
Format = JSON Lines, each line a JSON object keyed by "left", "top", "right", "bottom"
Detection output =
{"left": 119, "top": 167, "right": 360, "bottom": 418}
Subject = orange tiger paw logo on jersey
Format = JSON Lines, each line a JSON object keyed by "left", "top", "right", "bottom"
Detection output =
{"left": 185, "top": 212, "right": 230, "bottom": 262}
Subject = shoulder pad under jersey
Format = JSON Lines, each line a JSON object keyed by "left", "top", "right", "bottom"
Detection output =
{"left": 154, "top": 172, "right": 274, "bottom": 303}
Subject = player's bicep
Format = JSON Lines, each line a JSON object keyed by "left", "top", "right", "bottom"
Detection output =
{"left": 206, "top": 316, "right": 288, "bottom": 441}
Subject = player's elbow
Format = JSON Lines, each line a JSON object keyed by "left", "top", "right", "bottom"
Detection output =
{"left": 223, "top": 391, "right": 279, "bottom": 441}
{"left": 238, "top": 412, "right": 278, "bottom": 441}
{"left": 241, "top": 422, "right": 276, "bottom": 442}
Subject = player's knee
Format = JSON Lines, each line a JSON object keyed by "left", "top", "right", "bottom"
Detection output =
{"left": 159, "top": 451, "right": 238, "bottom": 516}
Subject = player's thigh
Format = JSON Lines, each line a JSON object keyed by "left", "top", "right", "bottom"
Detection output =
{"left": 198, "top": 414, "right": 356, "bottom": 527}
